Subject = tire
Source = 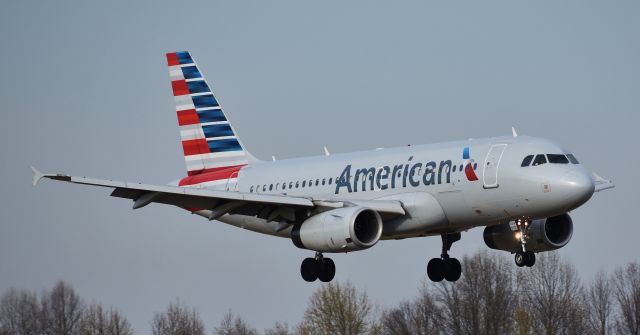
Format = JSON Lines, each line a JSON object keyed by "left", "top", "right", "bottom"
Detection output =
{"left": 427, "top": 258, "right": 445, "bottom": 282}
{"left": 444, "top": 258, "right": 462, "bottom": 282}
{"left": 318, "top": 258, "right": 336, "bottom": 282}
{"left": 525, "top": 251, "right": 536, "bottom": 267}
{"left": 301, "top": 258, "right": 319, "bottom": 282}
{"left": 515, "top": 252, "right": 526, "bottom": 267}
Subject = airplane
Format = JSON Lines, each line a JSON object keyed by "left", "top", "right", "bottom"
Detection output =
{"left": 31, "top": 51, "right": 614, "bottom": 283}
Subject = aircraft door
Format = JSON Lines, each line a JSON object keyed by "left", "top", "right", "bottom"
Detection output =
{"left": 225, "top": 171, "right": 240, "bottom": 191}
{"left": 482, "top": 144, "right": 507, "bottom": 189}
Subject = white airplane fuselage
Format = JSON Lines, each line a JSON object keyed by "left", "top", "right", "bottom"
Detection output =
{"left": 190, "top": 135, "right": 594, "bottom": 242}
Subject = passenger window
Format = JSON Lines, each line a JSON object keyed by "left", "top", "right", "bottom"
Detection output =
{"left": 302, "top": 180, "right": 306, "bottom": 187}
{"left": 315, "top": 179, "right": 319, "bottom": 186}
{"left": 566, "top": 154, "right": 579, "bottom": 164}
{"left": 532, "top": 154, "right": 547, "bottom": 166}
{"left": 269, "top": 184, "right": 273, "bottom": 191}
{"left": 547, "top": 154, "right": 569, "bottom": 164}
{"left": 473, "top": 163, "right": 478, "bottom": 170}
{"left": 452, "top": 165, "right": 457, "bottom": 172}
{"left": 250, "top": 186, "right": 254, "bottom": 193}
{"left": 322, "top": 178, "right": 326, "bottom": 185}
{"left": 460, "top": 164, "right": 463, "bottom": 171}
{"left": 521, "top": 155, "right": 534, "bottom": 167}
{"left": 295, "top": 181, "right": 299, "bottom": 188}
{"left": 329, "top": 178, "right": 333, "bottom": 184}
{"left": 289, "top": 182, "right": 293, "bottom": 189}
{"left": 262, "top": 185, "right": 267, "bottom": 192}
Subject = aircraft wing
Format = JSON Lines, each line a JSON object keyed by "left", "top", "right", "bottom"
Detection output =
{"left": 31, "top": 167, "right": 405, "bottom": 222}
{"left": 591, "top": 172, "right": 615, "bottom": 192}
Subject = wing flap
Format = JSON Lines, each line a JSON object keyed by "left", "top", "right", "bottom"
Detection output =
{"left": 33, "top": 167, "right": 410, "bottom": 222}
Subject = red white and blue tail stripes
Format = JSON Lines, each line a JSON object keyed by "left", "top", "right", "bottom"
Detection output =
{"left": 167, "top": 51, "right": 249, "bottom": 183}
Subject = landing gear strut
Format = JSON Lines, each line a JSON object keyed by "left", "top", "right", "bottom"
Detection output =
{"left": 427, "top": 233, "right": 462, "bottom": 282}
{"left": 300, "top": 252, "right": 336, "bottom": 282}
{"left": 514, "top": 219, "right": 536, "bottom": 267}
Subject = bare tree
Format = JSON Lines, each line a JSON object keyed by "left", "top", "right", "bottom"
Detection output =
{"left": 0, "top": 288, "right": 43, "bottom": 335}
{"left": 299, "top": 282, "right": 380, "bottom": 335}
{"left": 612, "top": 262, "right": 640, "bottom": 335}
{"left": 380, "top": 285, "right": 442, "bottom": 335}
{"left": 41, "top": 280, "right": 85, "bottom": 335}
{"left": 519, "top": 252, "right": 587, "bottom": 335}
{"left": 80, "top": 303, "right": 133, "bottom": 335}
{"left": 214, "top": 310, "right": 258, "bottom": 335}
{"left": 150, "top": 300, "right": 205, "bottom": 335}
{"left": 264, "top": 321, "right": 293, "bottom": 335}
{"left": 586, "top": 271, "right": 613, "bottom": 335}
{"left": 436, "top": 251, "right": 516, "bottom": 335}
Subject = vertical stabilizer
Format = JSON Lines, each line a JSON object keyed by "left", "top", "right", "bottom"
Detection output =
{"left": 166, "top": 51, "right": 256, "bottom": 177}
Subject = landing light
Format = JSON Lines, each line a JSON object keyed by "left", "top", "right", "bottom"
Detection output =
{"left": 515, "top": 232, "right": 522, "bottom": 240}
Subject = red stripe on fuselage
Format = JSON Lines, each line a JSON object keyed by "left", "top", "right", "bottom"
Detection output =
{"left": 177, "top": 109, "right": 200, "bottom": 126}
{"left": 166, "top": 53, "right": 179, "bottom": 66}
{"left": 179, "top": 165, "right": 246, "bottom": 186}
{"left": 171, "top": 80, "right": 190, "bottom": 96}
{"left": 182, "top": 139, "right": 210, "bottom": 156}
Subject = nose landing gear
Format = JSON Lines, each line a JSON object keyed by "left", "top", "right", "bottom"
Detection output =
{"left": 300, "top": 252, "right": 336, "bottom": 282}
{"left": 514, "top": 219, "right": 536, "bottom": 267}
{"left": 427, "top": 233, "right": 462, "bottom": 282}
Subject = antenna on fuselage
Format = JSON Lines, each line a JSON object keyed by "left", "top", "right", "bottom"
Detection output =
{"left": 512, "top": 127, "right": 518, "bottom": 138}
{"left": 324, "top": 146, "right": 330, "bottom": 156}
{"left": 272, "top": 155, "right": 276, "bottom": 161}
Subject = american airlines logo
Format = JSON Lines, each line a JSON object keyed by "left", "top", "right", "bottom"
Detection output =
{"left": 335, "top": 148, "right": 479, "bottom": 194}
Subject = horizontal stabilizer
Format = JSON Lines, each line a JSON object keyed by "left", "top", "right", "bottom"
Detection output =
{"left": 592, "top": 172, "right": 615, "bottom": 192}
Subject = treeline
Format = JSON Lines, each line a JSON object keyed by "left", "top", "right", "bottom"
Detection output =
{"left": 1, "top": 251, "right": 639, "bottom": 335}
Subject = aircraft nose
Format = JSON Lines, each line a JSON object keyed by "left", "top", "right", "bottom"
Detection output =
{"left": 559, "top": 169, "right": 595, "bottom": 209}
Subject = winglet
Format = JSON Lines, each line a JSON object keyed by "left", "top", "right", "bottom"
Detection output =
{"left": 511, "top": 127, "right": 518, "bottom": 138}
{"left": 30, "top": 166, "right": 45, "bottom": 187}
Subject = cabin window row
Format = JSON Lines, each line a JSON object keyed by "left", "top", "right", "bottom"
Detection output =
{"left": 250, "top": 177, "right": 335, "bottom": 193}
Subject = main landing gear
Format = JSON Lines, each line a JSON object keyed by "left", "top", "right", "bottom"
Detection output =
{"left": 300, "top": 252, "right": 336, "bottom": 282}
{"left": 514, "top": 219, "right": 536, "bottom": 267}
{"left": 427, "top": 233, "right": 462, "bottom": 282}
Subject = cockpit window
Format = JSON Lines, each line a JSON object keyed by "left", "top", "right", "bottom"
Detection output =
{"left": 566, "top": 154, "right": 579, "bottom": 164}
{"left": 521, "top": 155, "right": 534, "bottom": 167}
{"left": 547, "top": 154, "right": 569, "bottom": 164}
{"left": 532, "top": 154, "right": 547, "bottom": 166}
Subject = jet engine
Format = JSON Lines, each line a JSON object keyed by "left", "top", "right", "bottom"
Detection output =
{"left": 483, "top": 214, "right": 573, "bottom": 253}
{"left": 291, "top": 206, "right": 383, "bottom": 252}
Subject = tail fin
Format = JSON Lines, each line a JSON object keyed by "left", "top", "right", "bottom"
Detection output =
{"left": 166, "top": 51, "right": 256, "bottom": 176}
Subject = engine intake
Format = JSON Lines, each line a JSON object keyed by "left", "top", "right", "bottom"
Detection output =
{"left": 483, "top": 214, "right": 573, "bottom": 253}
{"left": 291, "top": 207, "right": 383, "bottom": 252}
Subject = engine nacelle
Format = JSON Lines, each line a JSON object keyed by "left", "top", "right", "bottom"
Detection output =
{"left": 291, "top": 207, "right": 383, "bottom": 252}
{"left": 483, "top": 214, "right": 573, "bottom": 253}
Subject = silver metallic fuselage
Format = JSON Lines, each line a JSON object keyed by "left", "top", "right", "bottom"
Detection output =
{"left": 212, "top": 135, "right": 594, "bottom": 240}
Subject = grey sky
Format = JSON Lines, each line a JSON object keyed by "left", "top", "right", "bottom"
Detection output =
{"left": 0, "top": 0, "right": 637, "bottom": 333}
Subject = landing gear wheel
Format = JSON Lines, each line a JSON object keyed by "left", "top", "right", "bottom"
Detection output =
{"left": 524, "top": 251, "right": 536, "bottom": 267}
{"left": 444, "top": 258, "right": 462, "bottom": 282}
{"left": 318, "top": 258, "right": 336, "bottom": 282}
{"left": 300, "top": 258, "right": 319, "bottom": 282}
{"left": 515, "top": 252, "right": 526, "bottom": 267}
{"left": 427, "top": 258, "right": 445, "bottom": 282}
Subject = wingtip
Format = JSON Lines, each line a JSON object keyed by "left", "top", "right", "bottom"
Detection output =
{"left": 30, "top": 165, "right": 44, "bottom": 187}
